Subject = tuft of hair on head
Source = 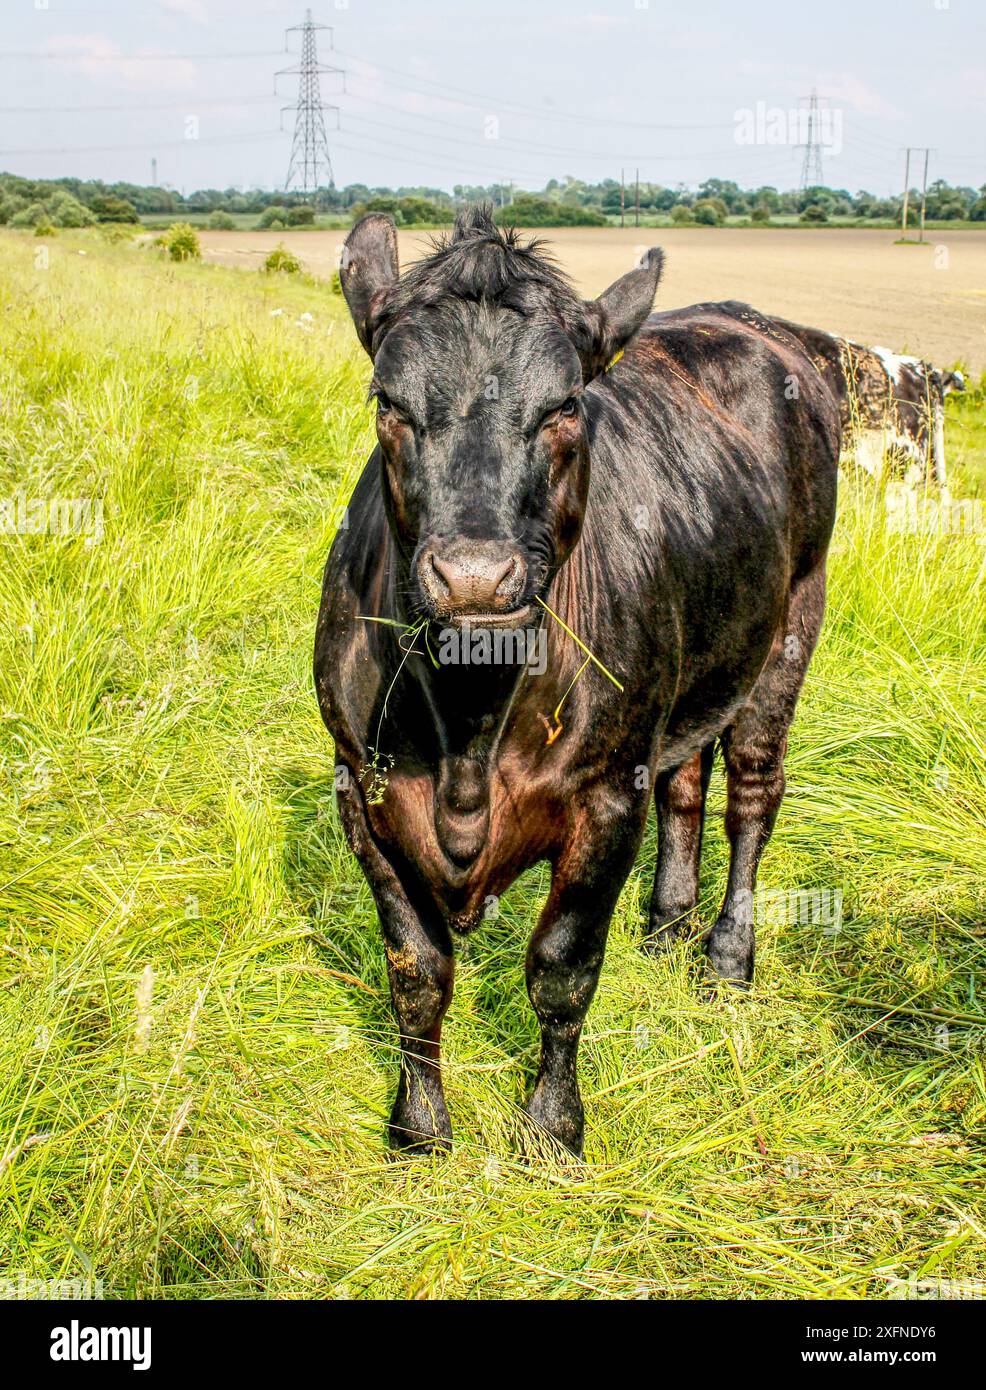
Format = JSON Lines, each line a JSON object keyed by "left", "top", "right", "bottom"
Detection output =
{"left": 448, "top": 202, "right": 510, "bottom": 245}
{"left": 394, "top": 202, "right": 577, "bottom": 314}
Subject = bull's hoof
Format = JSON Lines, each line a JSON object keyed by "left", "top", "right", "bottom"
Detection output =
{"left": 642, "top": 911, "right": 699, "bottom": 956}
{"left": 704, "top": 915, "right": 754, "bottom": 988}
{"left": 388, "top": 1090, "right": 452, "bottom": 1156}
{"left": 522, "top": 1082, "right": 584, "bottom": 1158}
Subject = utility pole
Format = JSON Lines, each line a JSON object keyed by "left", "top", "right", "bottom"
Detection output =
{"left": 151, "top": 157, "right": 157, "bottom": 186}
{"left": 919, "top": 147, "right": 930, "bottom": 243}
{"left": 620, "top": 168, "right": 625, "bottom": 229}
{"left": 277, "top": 10, "right": 344, "bottom": 198}
{"left": 901, "top": 147, "right": 911, "bottom": 235}
{"left": 900, "top": 147, "right": 932, "bottom": 239}
{"left": 635, "top": 168, "right": 639, "bottom": 227}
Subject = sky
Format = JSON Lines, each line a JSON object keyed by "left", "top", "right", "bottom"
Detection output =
{"left": 1, "top": 0, "right": 983, "bottom": 196}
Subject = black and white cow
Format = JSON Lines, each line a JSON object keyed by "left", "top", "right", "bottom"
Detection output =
{"left": 770, "top": 317, "right": 964, "bottom": 488}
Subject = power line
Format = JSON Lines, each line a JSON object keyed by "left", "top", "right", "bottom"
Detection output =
{"left": 0, "top": 49, "right": 283, "bottom": 61}
{"left": 335, "top": 49, "right": 734, "bottom": 132}
{"left": 0, "top": 94, "right": 278, "bottom": 114}
{"left": 340, "top": 108, "right": 806, "bottom": 167}
{"left": 0, "top": 130, "right": 284, "bottom": 158}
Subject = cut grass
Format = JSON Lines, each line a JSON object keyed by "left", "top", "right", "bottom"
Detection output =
{"left": 0, "top": 230, "right": 984, "bottom": 1300}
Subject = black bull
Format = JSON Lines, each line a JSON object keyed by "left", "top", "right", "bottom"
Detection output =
{"left": 314, "top": 208, "right": 840, "bottom": 1155}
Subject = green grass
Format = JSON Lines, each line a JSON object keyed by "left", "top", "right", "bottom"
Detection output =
{"left": 1, "top": 229, "right": 984, "bottom": 1301}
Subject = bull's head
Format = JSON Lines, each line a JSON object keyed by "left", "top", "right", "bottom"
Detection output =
{"left": 339, "top": 206, "right": 663, "bottom": 629}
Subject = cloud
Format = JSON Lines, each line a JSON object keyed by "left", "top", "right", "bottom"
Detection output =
{"left": 573, "top": 13, "right": 632, "bottom": 27}
{"left": 156, "top": 0, "right": 209, "bottom": 22}
{"left": 42, "top": 35, "right": 198, "bottom": 92}
{"left": 735, "top": 62, "right": 904, "bottom": 120}
{"left": 815, "top": 73, "right": 904, "bottom": 121}
{"left": 921, "top": 67, "right": 986, "bottom": 113}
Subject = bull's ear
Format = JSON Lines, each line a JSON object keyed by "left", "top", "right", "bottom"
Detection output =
{"left": 339, "top": 213, "right": 399, "bottom": 357}
{"left": 580, "top": 247, "right": 664, "bottom": 379}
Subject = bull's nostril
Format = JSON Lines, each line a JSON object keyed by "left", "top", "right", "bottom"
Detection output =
{"left": 491, "top": 557, "right": 514, "bottom": 596}
{"left": 429, "top": 552, "right": 452, "bottom": 596}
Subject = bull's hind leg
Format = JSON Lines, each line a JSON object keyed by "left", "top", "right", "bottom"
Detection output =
{"left": 643, "top": 742, "right": 715, "bottom": 953}
{"left": 706, "top": 564, "right": 827, "bottom": 986}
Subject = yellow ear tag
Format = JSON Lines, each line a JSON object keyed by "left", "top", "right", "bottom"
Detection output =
{"left": 605, "top": 349, "right": 624, "bottom": 373}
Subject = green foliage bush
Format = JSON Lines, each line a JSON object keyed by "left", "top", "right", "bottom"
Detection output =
{"left": 263, "top": 243, "right": 302, "bottom": 275}
{"left": 350, "top": 196, "right": 453, "bottom": 227}
{"left": 207, "top": 210, "right": 236, "bottom": 230}
{"left": 494, "top": 196, "right": 606, "bottom": 227}
{"left": 10, "top": 203, "right": 47, "bottom": 228}
{"left": 99, "top": 223, "right": 138, "bottom": 243}
{"left": 256, "top": 205, "right": 288, "bottom": 229}
{"left": 163, "top": 222, "right": 202, "bottom": 262}
{"left": 693, "top": 199, "right": 724, "bottom": 226}
{"left": 48, "top": 192, "right": 96, "bottom": 228}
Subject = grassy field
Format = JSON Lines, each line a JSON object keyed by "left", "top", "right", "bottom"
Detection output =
{"left": 1, "top": 230, "right": 985, "bottom": 1301}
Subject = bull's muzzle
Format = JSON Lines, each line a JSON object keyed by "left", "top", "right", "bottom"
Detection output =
{"left": 418, "top": 539, "right": 529, "bottom": 624}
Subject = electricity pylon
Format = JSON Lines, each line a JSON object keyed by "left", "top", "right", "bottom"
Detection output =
{"left": 277, "top": 10, "right": 343, "bottom": 196}
{"left": 797, "top": 89, "right": 826, "bottom": 190}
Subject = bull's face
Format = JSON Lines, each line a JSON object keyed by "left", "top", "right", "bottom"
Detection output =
{"left": 339, "top": 210, "right": 662, "bottom": 629}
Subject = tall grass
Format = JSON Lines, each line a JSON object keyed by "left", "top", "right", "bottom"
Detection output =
{"left": 0, "top": 231, "right": 984, "bottom": 1300}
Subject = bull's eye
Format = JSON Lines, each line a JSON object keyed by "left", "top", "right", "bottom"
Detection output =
{"left": 538, "top": 396, "right": 579, "bottom": 434}
{"left": 375, "top": 391, "right": 393, "bottom": 416}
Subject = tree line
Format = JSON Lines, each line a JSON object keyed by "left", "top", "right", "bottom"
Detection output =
{"left": 2, "top": 171, "right": 984, "bottom": 229}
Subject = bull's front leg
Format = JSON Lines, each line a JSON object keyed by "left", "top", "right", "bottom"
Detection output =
{"left": 337, "top": 771, "right": 454, "bottom": 1153}
{"left": 525, "top": 800, "right": 644, "bottom": 1155}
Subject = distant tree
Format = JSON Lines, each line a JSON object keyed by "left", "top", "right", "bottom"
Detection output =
{"left": 91, "top": 195, "right": 139, "bottom": 223}
{"left": 10, "top": 202, "right": 47, "bottom": 228}
{"left": 693, "top": 199, "right": 724, "bottom": 226}
{"left": 353, "top": 195, "right": 453, "bottom": 226}
{"left": 698, "top": 178, "right": 742, "bottom": 211}
{"left": 752, "top": 186, "right": 780, "bottom": 213}
{"left": 494, "top": 196, "right": 606, "bottom": 227}
{"left": 48, "top": 192, "right": 96, "bottom": 227}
